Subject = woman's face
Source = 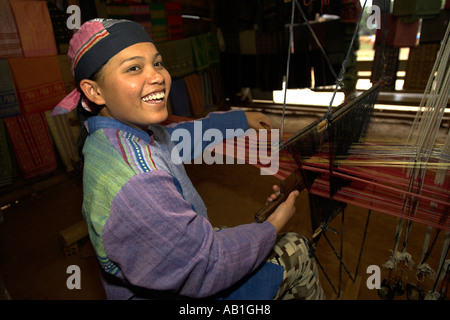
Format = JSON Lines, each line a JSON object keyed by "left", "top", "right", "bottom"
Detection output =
{"left": 94, "top": 42, "right": 171, "bottom": 131}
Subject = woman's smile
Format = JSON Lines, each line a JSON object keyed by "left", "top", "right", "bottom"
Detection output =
{"left": 141, "top": 90, "right": 166, "bottom": 103}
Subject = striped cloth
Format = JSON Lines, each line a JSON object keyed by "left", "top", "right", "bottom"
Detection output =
{"left": 0, "top": 59, "right": 20, "bottom": 118}
{"left": 149, "top": 3, "right": 168, "bottom": 42}
{"left": 45, "top": 109, "right": 79, "bottom": 172}
{"left": 0, "top": 0, "right": 23, "bottom": 58}
{"left": 8, "top": 55, "right": 67, "bottom": 114}
{"left": 184, "top": 73, "right": 205, "bottom": 117}
{"left": 9, "top": 0, "right": 57, "bottom": 57}
{"left": 130, "top": 4, "right": 153, "bottom": 37}
{"left": 165, "top": 1, "right": 183, "bottom": 40}
{"left": 4, "top": 112, "right": 57, "bottom": 179}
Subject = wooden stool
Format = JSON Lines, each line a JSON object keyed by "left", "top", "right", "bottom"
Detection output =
{"left": 58, "top": 220, "right": 89, "bottom": 257}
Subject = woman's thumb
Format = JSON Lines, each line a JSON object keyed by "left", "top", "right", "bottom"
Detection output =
{"left": 285, "top": 190, "right": 300, "bottom": 205}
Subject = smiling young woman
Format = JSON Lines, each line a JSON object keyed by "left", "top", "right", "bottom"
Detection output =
{"left": 79, "top": 42, "right": 171, "bottom": 131}
{"left": 51, "top": 18, "right": 323, "bottom": 301}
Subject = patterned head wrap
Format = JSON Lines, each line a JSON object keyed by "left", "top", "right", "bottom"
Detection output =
{"left": 51, "top": 19, "right": 154, "bottom": 116}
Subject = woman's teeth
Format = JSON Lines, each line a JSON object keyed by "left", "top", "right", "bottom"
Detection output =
{"left": 142, "top": 92, "right": 165, "bottom": 102}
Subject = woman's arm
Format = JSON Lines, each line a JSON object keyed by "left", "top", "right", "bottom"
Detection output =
{"left": 165, "top": 110, "right": 272, "bottom": 162}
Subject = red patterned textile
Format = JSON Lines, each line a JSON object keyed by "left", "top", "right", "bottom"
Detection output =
{"left": 8, "top": 55, "right": 66, "bottom": 114}
{"left": 4, "top": 112, "right": 57, "bottom": 179}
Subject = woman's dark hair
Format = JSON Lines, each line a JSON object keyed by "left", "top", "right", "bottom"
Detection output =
{"left": 76, "top": 64, "right": 105, "bottom": 162}
{"left": 76, "top": 102, "right": 96, "bottom": 162}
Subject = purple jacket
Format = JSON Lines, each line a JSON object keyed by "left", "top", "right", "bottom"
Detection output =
{"left": 81, "top": 110, "right": 282, "bottom": 299}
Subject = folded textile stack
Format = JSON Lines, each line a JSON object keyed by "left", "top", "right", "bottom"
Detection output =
{"left": 0, "top": 59, "right": 20, "bottom": 119}
{"left": 9, "top": 0, "right": 57, "bottom": 57}
{"left": 157, "top": 38, "right": 195, "bottom": 79}
{"left": 4, "top": 113, "right": 57, "bottom": 179}
{"left": 130, "top": 4, "right": 153, "bottom": 38}
{"left": 8, "top": 55, "right": 67, "bottom": 114}
{"left": 45, "top": 109, "right": 80, "bottom": 173}
{"left": 184, "top": 73, "right": 205, "bottom": 117}
{"left": 165, "top": 1, "right": 183, "bottom": 40}
{"left": 149, "top": 3, "right": 168, "bottom": 43}
{"left": 0, "top": 0, "right": 22, "bottom": 58}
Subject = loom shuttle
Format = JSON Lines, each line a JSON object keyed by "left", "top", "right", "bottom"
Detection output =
{"left": 254, "top": 170, "right": 305, "bottom": 223}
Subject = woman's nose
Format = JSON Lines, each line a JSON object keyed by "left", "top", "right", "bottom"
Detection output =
{"left": 147, "top": 68, "right": 164, "bottom": 84}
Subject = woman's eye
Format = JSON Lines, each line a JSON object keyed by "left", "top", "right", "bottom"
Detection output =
{"left": 154, "top": 61, "right": 164, "bottom": 68}
{"left": 127, "top": 66, "right": 140, "bottom": 72}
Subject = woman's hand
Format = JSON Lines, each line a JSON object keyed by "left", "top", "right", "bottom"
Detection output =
{"left": 265, "top": 185, "right": 299, "bottom": 233}
{"left": 244, "top": 112, "right": 272, "bottom": 130}
{"left": 265, "top": 185, "right": 281, "bottom": 205}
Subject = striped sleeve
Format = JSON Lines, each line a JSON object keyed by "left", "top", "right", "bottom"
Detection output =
{"left": 103, "top": 128, "right": 159, "bottom": 174}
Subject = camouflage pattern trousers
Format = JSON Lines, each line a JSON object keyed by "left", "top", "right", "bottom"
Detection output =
{"left": 268, "top": 232, "right": 325, "bottom": 300}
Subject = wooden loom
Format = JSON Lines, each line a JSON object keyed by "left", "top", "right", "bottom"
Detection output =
{"left": 163, "top": 75, "right": 449, "bottom": 298}
{"left": 254, "top": 79, "right": 449, "bottom": 234}
{"left": 253, "top": 0, "right": 449, "bottom": 234}
{"left": 245, "top": 82, "right": 448, "bottom": 300}
{"left": 251, "top": 0, "right": 450, "bottom": 299}
{"left": 165, "top": 0, "right": 450, "bottom": 299}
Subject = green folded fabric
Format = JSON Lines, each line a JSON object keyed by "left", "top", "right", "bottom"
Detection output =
{"left": 0, "top": 59, "right": 20, "bottom": 119}
{"left": 157, "top": 38, "right": 195, "bottom": 79}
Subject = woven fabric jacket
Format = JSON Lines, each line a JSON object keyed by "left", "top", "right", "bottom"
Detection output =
{"left": 81, "top": 110, "right": 283, "bottom": 300}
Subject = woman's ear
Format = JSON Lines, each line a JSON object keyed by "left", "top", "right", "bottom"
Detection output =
{"left": 79, "top": 79, "right": 106, "bottom": 106}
